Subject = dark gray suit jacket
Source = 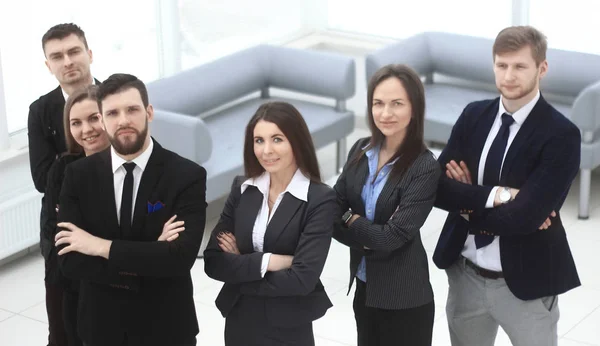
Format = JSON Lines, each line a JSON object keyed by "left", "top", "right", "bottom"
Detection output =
{"left": 333, "top": 137, "right": 440, "bottom": 310}
{"left": 204, "top": 175, "right": 337, "bottom": 327}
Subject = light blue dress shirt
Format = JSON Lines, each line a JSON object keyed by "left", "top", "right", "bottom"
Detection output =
{"left": 355, "top": 145, "right": 397, "bottom": 282}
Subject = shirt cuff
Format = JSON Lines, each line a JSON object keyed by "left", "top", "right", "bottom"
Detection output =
{"left": 486, "top": 186, "right": 500, "bottom": 208}
{"left": 260, "top": 253, "right": 272, "bottom": 277}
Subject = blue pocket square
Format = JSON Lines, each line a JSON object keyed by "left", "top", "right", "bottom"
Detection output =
{"left": 147, "top": 201, "right": 165, "bottom": 214}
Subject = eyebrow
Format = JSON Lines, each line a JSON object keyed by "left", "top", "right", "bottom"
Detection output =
{"left": 373, "top": 98, "right": 405, "bottom": 102}
{"left": 253, "top": 133, "right": 284, "bottom": 139}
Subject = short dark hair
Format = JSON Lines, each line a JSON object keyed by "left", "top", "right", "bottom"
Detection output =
{"left": 359, "top": 64, "right": 426, "bottom": 177}
{"left": 493, "top": 26, "right": 547, "bottom": 66}
{"left": 97, "top": 73, "right": 149, "bottom": 114}
{"left": 243, "top": 102, "right": 321, "bottom": 182}
{"left": 63, "top": 85, "right": 99, "bottom": 155}
{"left": 42, "top": 23, "right": 88, "bottom": 53}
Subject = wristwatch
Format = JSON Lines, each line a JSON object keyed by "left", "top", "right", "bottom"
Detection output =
{"left": 499, "top": 187, "right": 512, "bottom": 204}
{"left": 342, "top": 210, "right": 354, "bottom": 225}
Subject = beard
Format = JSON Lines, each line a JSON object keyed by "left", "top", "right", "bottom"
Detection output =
{"left": 109, "top": 117, "right": 148, "bottom": 156}
{"left": 498, "top": 71, "right": 539, "bottom": 101}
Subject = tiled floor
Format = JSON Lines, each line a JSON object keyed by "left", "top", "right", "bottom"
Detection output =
{"left": 1, "top": 126, "right": 599, "bottom": 346}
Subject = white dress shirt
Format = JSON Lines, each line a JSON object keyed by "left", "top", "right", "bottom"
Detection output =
{"left": 111, "top": 140, "right": 154, "bottom": 224}
{"left": 241, "top": 169, "right": 310, "bottom": 277}
{"left": 461, "top": 91, "right": 540, "bottom": 271}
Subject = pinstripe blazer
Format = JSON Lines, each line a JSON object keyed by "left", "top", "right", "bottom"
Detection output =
{"left": 333, "top": 137, "right": 441, "bottom": 310}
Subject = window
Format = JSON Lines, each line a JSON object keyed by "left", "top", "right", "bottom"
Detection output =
{"left": 529, "top": 0, "right": 600, "bottom": 55}
{"left": 178, "top": 0, "right": 305, "bottom": 69}
{"left": 0, "top": 0, "right": 158, "bottom": 133}
{"left": 327, "top": 0, "right": 512, "bottom": 40}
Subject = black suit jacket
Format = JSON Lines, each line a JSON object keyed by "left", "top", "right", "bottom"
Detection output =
{"left": 333, "top": 137, "right": 441, "bottom": 310}
{"left": 57, "top": 140, "right": 207, "bottom": 345}
{"left": 203, "top": 175, "right": 336, "bottom": 328}
{"left": 28, "top": 86, "right": 67, "bottom": 194}
{"left": 433, "top": 95, "right": 581, "bottom": 300}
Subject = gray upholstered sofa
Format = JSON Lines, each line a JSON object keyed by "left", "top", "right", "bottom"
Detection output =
{"left": 366, "top": 31, "right": 600, "bottom": 219}
{"left": 147, "top": 44, "right": 356, "bottom": 204}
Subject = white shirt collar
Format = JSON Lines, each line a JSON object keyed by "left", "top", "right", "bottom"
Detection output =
{"left": 241, "top": 169, "right": 310, "bottom": 202}
{"left": 498, "top": 90, "right": 540, "bottom": 126}
{"left": 111, "top": 139, "right": 154, "bottom": 174}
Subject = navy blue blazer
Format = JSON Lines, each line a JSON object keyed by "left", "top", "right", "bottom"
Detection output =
{"left": 433, "top": 95, "right": 581, "bottom": 300}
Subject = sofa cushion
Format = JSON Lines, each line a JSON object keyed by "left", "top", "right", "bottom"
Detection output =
{"left": 201, "top": 97, "right": 354, "bottom": 202}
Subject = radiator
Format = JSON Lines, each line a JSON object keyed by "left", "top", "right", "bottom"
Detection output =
{"left": 0, "top": 190, "right": 41, "bottom": 260}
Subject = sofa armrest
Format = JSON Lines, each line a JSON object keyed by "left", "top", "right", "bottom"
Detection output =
{"left": 365, "top": 32, "right": 432, "bottom": 82}
{"left": 151, "top": 110, "right": 213, "bottom": 164}
{"left": 572, "top": 80, "right": 600, "bottom": 143}
{"left": 264, "top": 45, "right": 356, "bottom": 101}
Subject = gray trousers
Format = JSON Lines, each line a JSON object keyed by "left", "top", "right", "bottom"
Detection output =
{"left": 445, "top": 257, "right": 560, "bottom": 346}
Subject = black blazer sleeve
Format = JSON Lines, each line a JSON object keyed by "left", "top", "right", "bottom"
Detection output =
{"left": 239, "top": 187, "right": 337, "bottom": 297}
{"left": 435, "top": 104, "right": 494, "bottom": 212}
{"left": 57, "top": 165, "right": 139, "bottom": 288}
{"left": 203, "top": 177, "right": 265, "bottom": 284}
{"left": 42, "top": 157, "right": 67, "bottom": 260}
{"left": 107, "top": 166, "right": 207, "bottom": 277}
{"left": 348, "top": 154, "right": 441, "bottom": 252}
{"left": 28, "top": 102, "right": 58, "bottom": 193}
{"left": 333, "top": 138, "right": 369, "bottom": 250}
{"left": 469, "top": 126, "right": 581, "bottom": 236}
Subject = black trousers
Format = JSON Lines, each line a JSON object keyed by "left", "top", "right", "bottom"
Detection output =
{"left": 45, "top": 276, "right": 67, "bottom": 346}
{"left": 62, "top": 289, "right": 82, "bottom": 346}
{"left": 353, "top": 279, "right": 435, "bottom": 346}
{"left": 224, "top": 296, "right": 314, "bottom": 346}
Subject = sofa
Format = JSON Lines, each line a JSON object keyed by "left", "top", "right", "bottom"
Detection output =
{"left": 366, "top": 31, "right": 600, "bottom": 219}
{"left": 146, "top": 44, "right": 356, "bottom": 205}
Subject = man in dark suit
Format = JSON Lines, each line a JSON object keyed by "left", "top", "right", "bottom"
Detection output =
{"left": 433, "top": 26, "right": 581, "bottom": 346}
{"left": 54, "top": 73, "right": 207, "bottom": 346}
{"left": 27, "top": 23, "right": 95, "bottom": 346}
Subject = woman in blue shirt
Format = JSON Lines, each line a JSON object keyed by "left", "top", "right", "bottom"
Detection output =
{"left": 334, "top": 64, "right": 441, "bottom": 346}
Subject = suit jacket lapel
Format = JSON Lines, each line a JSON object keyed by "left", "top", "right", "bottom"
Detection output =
{"left": 131, "top": 142, "right": 165, "bottom": 238}
{"left": 49, "top": 87, "right": 66, "bottom": 144}
{"left": 375, "top": 169, "right": 403, "bottom": 219}
{"left": 470, "top": 98, "right": 500, "bottom": 184}
{"left": 500, "top": 95, "right": 547, "bottom": 184}
{"left": 236, "top": 187, "right": 262, "bottom": 254}
{"left": 264, "top": 194, "right": 303, "bottom": 250}
{"left": 350, "top": 156, "right": 368, "bottom": 215}
{"left": 98, "top": 149, "right": 120, "bottom": 238}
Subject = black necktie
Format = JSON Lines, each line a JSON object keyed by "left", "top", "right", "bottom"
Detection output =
{"left": 475, "top": 113, "right": 515, "bottom": 249}
{"left": 120, "top": 162, "right": 136, "bottom": 236}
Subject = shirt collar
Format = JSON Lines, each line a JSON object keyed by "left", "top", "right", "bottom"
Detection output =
{"left": 111, "top": 139, "right": 154, "bottom": 174}
{"left": 241, "top": 168, "right": 310, "bottom": 202}
{"left": 498, "top": 90, "right": 540, "bottom": 126}
{"left": 365, "top": 144, "right": 399, "bottom": 166}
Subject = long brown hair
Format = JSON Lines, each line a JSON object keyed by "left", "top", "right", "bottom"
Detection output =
{"left": 63, "top": 85, "right": 99, "bottom": 155}
{"left": 356, "top": 64, "right": 426, "bottom": 177}
{"left": 243, "top": 102, "right": 321, "bottom": 182}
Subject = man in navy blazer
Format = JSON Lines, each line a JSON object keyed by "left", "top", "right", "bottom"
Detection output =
{"left": 433, "top": 26, "right": 581, "bottom": 346}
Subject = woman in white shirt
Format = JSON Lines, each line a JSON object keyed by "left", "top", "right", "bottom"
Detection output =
{"left": 204, "top": 101, "right": 338, "bottom": 346}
